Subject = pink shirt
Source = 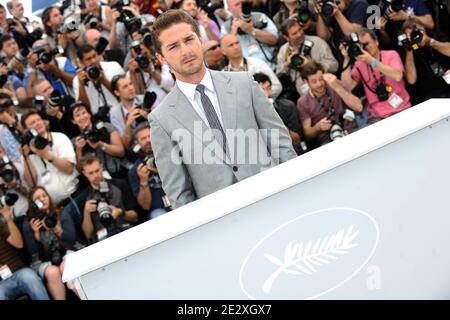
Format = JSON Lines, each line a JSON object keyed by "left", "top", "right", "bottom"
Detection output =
{"left": 352, "top": 50, "right": 411, "bottom": 119}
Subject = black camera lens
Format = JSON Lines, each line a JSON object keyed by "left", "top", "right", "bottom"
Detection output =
{"left": 39, "top": 52, "right": 52, "bottom": 64}
{"left": 321, "top": 1, "right": 335, "bottom": 17}
{"left": 31, "top": 136, "right": 49, "bottom": 150}
{"left": 241, "top": 1, "right": 253, "bottom": 22}
{"left": 290, "top": 54, "right": 304, "bottom": 68}
{"left": 410, "top": 28, "right": 423, "bottom": 45}
{"left": 0, "top": 168, "right": 15, "bottom": 183}
{"left": 86, "top": 65, "right": 100, "bottom": 80}
{"left": 44, "top": 215, "right": 57, "bottom": 229}
{"left": 136, "top": 54, "right": 150, "bottom": 69}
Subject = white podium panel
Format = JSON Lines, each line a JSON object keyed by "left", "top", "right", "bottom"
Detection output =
{"left": 63, "top": 99, "right": 450, "bottom": 299}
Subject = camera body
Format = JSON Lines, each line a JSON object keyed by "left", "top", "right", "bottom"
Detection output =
{"left": 116, "top": 8, "right": 142, "bottom": 34}
{"left": 0, "top": 156, "right": 16, "bottom": 183}
{"left": 131, "top": 40, "right": 151, "bottom": 70}
{"left": 31, "top": 200, "right": 58, "bottom": 229}
{"left": 198, "top": 0, "right": 224, "bottom": 14}
{"left": 290, "top": 39, "right": 314, "bottom": 70}
{"left": 81, "top": 121, "right": 109, "bottom": 144}
{"left": 297, "top": 0, "right": 312, "bottom": 24}
{"left": 132, "top": 144, "right": 156, "bottom": 168}
{"left": 379, "top": 0, "right": 403, "bottom": 19}
{"left": 319, "top": 0, "right": 340, "bottom": 17}
{"left": 92, "top": 181, "right": 114, "bottom": 228}
{"left": 84, "top": 64, "right": 101, "bottom": 80}
{"left": 342, "top": 32, "right": 363, "bottom": 60}
{"left": 0, "top": 184, "right": 18, "bottom": 209}
{"left": 375, "top": 84, "right": 391, "bottom": 101}
{"left": 237, "top": 1, "right": 268, "bottom": 34}
{"left": 20, "top": 128, "right": 49, "bottom": 150}
{"left": 84, "top": 12, "right": 99, "bottom": 29}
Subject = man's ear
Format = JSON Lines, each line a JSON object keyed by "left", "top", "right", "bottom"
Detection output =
{"left": 156, "top": 52, "right": 167, "bottom": 66}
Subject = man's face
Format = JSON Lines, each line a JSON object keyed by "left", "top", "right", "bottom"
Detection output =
{"left": 24, "top": 114, "right": 47, "bottom": 135}
{"left": 81, "top": 50, "right": 99, "bottom": 67}
{"left": 358, "top": 33, "right": 378, "bottom": 57}
{"left": 2, "top": 39, "right": 19, "bottom": 58}
{"left": 286, "top": 23, "right": 304, "bottom": 48}
{"left": 258, "top": 80, "right": 273, "bottom": 98}
{"left": 115, "top": 77, "right": 136, "bottom": 101}
{"left": 136, "top": 128, "right": 152, "bottom": 153}
{"left": 82, "top": 160, "right": 104, "bottom": 188}
{"left": 0, "top": 8, "right": 6, "bottom": 22}
{"left": 307, "top": 70, "right": 326, "bottom": 97}
{"left": 11, "top": 0, "right": 24, "bottom": 18}
{"left": 48, "top": 7, "right": 63, "bottom": 29}
{"left": 86, "top": 0, "right": 99, "bottom": 9}
{"left": 227, "top": 0, "right": 242, "bottom": 17}
{"left": 204, "top": 42, "right": 223, "bottom": 69}
{"left": 182, "top": 0, "right": 198, "bottom": 18}
{"left": 221, "top": 34, "right": 242, "bottom": 60}
{"left": 34, "top": 80, "right": 53, "bottom": 101}
{"left": 85, "top": 29, "right": 102, "bottom": 48}
{"left": 72, "top": 106, "right": 92, "bottom": 130}
{"left": 157, "top": 22, "right": 205, "bottom": 81}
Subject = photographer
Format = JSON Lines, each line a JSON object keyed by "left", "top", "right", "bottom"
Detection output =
{"left": 126, "top": 37, "right": 174, "bottom": 102}
{"left": 401, "top": 20, "right": 450, "bottom": 104}
{"left": 70, "top": 101, "right": 126, "bottom": 179}
{"left": 181, "top": 0, "right": 221, "bottom": 42}
{"left": 80, "top": 154, "right": 136, "bottom": 243}
{"left": 223, "top": 0, "right": 279, "bottom": 67}
{"left": 73, "top": 44, "right": 124, "bottom": 122}
{"left": 298, "top": 61, "right": 362, "bottom": 147}
{"left": 128, "top": 123, "right": 168, "bottom": 220}
{"left": 341, "top": 28, "right": 411, "bottom": 125}
{"left": 5, "top": 0, "right": 32, "bottom": 49}
{"left": 84, "top": 0, "right": 114, "bottom": 38}
{"left": 221, "top": 33, "right": 282, "bottom": 99}
{"left": 22, "top": 187, "right": 77, "bottom": 300}
{"left": 0, "top": 202, "right": 49, "bottom": 300}
{"left": 84, "top": 29, "right": 125, "bottom": 65}
{"left": 110, "top": 74, "right": 150, "bottom": 148}
{"left": 25, "top": 40, "right": 76, "bottom": 101}
{"left": 276, "top": 18, "right": 338, "bottom": 97}
{"left": 20, "top": 110, "right": 79, "bottom": 205}
{"left": 42, "top": 5, "right": 85, "bottom": 65}
{"left": 273, "top": 0, "right": 317, "bottom": 35}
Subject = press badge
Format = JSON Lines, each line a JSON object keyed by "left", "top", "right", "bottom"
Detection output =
{"left": 247, "top": 42, "right": 259, "bottom": 56}
{"left": 0, "top": 265, "right": 13, "bottom": 280}
{"left": 443, "top": 71, "right": 450, "bottom": 84}
{"left": 97, "top": 228, "right": 108, "bottom": 241}
{"left": 388, "top": 93, "right": 403, "bottom": 109}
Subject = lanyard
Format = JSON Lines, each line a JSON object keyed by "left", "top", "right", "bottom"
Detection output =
{"left": 314, "top": 89, "right": 335, "bottom": 121}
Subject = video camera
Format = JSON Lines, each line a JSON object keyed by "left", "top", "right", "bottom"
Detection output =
{"left": 290, "top": 40, "right": 314, "bottom": 70}
{"left": 342, "top": 32, "right": 364, "bottom": 60}
{"left": 378, "top": 0, "right": 403, "bottom": 19}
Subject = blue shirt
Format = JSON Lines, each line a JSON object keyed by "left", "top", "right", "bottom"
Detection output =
{"left": 128, "top": 159, "right": 165, "bottom": 214}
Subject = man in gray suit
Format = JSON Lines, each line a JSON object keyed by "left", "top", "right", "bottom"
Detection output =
{"left": 149, "top": 10, "right": 297, "bottom": 209}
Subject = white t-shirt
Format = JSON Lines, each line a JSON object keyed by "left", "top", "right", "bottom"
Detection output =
{"left": 29, "top": 132, "right": 79, "bottom": 205}
{"left": 72, "top": 61, "right": 124, "bottom": 117}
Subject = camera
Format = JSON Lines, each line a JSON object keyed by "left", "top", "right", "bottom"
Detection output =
{"left": 32, "top": 95, "right": 47, "bottom": 114}
{"left": 132, "top": 144, "right": 156, "bottom": 168}
{"left": 131, "top": 40, "right": 150, "bottom": 70}
{"left": 111, "top": 0, "right": 131, "bottom": 10}
{"left": 61, "top": 14, "right": 79, "bottom": 33}
{"left": 14, "top": 47, "right": 29, "bottom": 65}
{"left": 342, "top": 32, "right": 363, "bottom": 60}
{"left": 375, "top": 84, "right": 391, "bottom": 101}
{"left": 31, "top": 200, "right": 58, "bottom": 229}
{"left": 117, "top": 8, "right": 142, "bottom": 34}
{"left": 138, "top": 28, "right": 153, "bottom": 48}
{"left": 297, "top": 0, "right": 312, "bottom": 24}
{"left": 329, "top": 122, "right": 344, "bottom": 141}
{"left": 33, "top": 46, "right": 64, "bottom": 65}
{"left": 84, "top": 64, "right": 101, "bottom": 80}
{"left": 319, "top": 0, "right": 339, "bottom": 17}
{"left": 0, "top": 156, "right": 16, "bottom": 183}
{"left": 198, "top": 0, "right": 224, "bottom": 14}
{"left": 378, "top": 0, "right": 403, "bottom": 19}
{"left": 289, "top": 40, "right": 314, "bottom": 70}
{"left": 6, "top": 18, "right": 16, "bottom": 29}
{"left": 81, "top": 121, "right": 109, "bottom": 144}
{"left": 83, "top": 12, "right": 99, "bottom": 29}
{"left": 241, "top": 1, "right": 253, "bottom": 23}
{"left": 0, "top": 186, "right": 18, "bottom": 209}
{"left": 92, "top": 181, "right": 114, "bottom": 228}
{"left": 20, "top": 128, "right": 49, "bottom": 150}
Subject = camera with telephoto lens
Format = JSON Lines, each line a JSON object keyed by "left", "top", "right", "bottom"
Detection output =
{"left": 116, "top": 8, "right": 142, "bottom": 34}
{"left": 0, "top": 185, "right": 18, "bottom": 209}
{"left": 290, "top": 40, "right": 314, "bottom": 70}
{"left": 341, "top": 32, "right": 363, "bottom": 60}
{"left": 31, "top": 199, "right": 58, "bottom": 229}
{"left": 0, "top": 156, "right": 16, "bottom": 183}
{"left": 131, "top": 40, "right": 150, "bottom": 70}
{"left": 32, "top": 95, "right": 47, "bottom": 115}
{"left": 81, "top": 121, "right": 109, "bottom": 144}
{"left": 132, "top": 144, "right": 156, "bottom": 168}
{"left": 319, "top": 0, "right": 340, "bottom": 17}
{"left": 329, "top": 121, "right": 344, "bottom": 141}
{"left": 237, "top": 1, "right": 268, "bottom": 34}
{"left": 20, "top": 128, "right": 49, "bottom": 150}
{"left": 135, "top": 91, "right": 157, "bottom": 112}
{"left": 198, "top": 0, "right": 224, "bottom": 14}
{"left": 83, "top": 12, "right": 99, "bottom": 29}
{"left": 138, "top": 28, "right": 153, "bottom": 48}
{"left": 378, "top": 0, "right": 403, "bottom": 19}
{"left": 14, "top": 47, "right": 29, "bottom": 65}
{"left": 92, "top": 181, "right": 114, "bottom": 228}
{"left": 297, "top": 0, "right": 312, "bottom": 24}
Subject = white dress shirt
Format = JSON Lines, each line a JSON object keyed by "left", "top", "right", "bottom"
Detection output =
{"left": 176, "top": 69, "right": 225, "bottom": 129}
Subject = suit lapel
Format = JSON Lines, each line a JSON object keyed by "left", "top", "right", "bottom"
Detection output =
{"left": 210, "top": 70, "right": 237, "bottom": 132}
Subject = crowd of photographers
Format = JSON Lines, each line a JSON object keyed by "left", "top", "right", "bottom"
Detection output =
{"left": 0, "top": 0, "right": 449, "bottom": 300}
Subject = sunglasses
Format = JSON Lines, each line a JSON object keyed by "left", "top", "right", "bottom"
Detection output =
{"left": 206, "top": 44, "right": 220, "bottom": 52}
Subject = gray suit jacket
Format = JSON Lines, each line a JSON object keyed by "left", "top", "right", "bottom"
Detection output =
{"left": 148, "top": 70, "right": 297, "bottom": 209}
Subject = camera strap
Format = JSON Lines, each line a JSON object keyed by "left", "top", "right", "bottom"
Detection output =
{"left": 95, "top": 81, "right": 109, "bottom": 109}
{"left": 355, "top": 53, "right": 386, "bottom": 95}
{"left": 314, "top": 88, "right": 336, "bottom": 121}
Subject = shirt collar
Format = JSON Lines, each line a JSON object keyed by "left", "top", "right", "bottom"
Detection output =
{"left": 176, "top": 69, "right": 215, "bottom": 101}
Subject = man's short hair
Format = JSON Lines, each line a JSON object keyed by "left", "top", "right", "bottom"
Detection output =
{"left": 253, "top": 72, "right": 272, "bottom": 86}
{"left": 300, "top": 61, "right": 325, "bottom": 80}
{"left": 357, "top": 27, "right": 378, "bottom": 41}
{"left": 281, "top": 18, "right": 300, "bottom": 37}
{"left": 111, "top": 74, "right": 127, "bottom": 93}
{"left": 77, "top": 44, "right": 96, "bottom": 60}
{"left": 20, "top": 109, "right": 41, "bottom": 128}
{"left": 79, "top": 154, "right": 102, "bottom": 170}
{"left": 151, "top": 9, "right": 201, "bottom": 55}
{"left": 133, "top": 122, "right": 150, "bottom": 141}
{"left": 402, "top": 18, "right": 424, "bottom": 32}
